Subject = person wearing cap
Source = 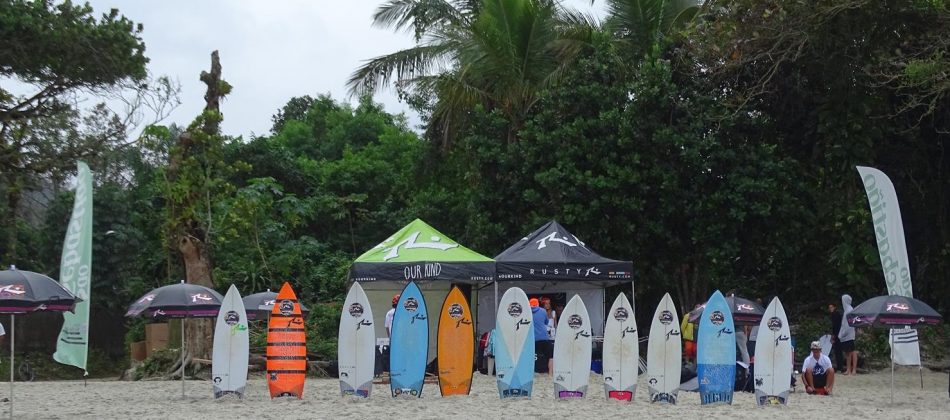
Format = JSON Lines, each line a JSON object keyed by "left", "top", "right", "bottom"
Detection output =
{"left": 530, "top": 298, "right": 553, "bottom": 374}
{"left": 801, "top": 340, "right": 835, "bottom": 395}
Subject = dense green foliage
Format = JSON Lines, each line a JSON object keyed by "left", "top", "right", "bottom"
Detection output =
{"left": 2, "top": 0, "right": 948, "bottom": 365}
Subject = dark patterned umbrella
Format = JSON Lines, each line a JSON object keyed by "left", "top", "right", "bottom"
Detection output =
{"left": 0, "top": 266, "right": 82, "bottom": 416}
{"left": 847, "top": 295, "right": 942, "bottom": 328}
{"left": 688, "top": 295, "right": 764, "bottom": 325}
{"left": 846, "top": 294, "right": 942, "bottom": 403}
{"left": 242, "top": 290, "right": 309, "bottom": 320}
{"left": 126, "top": 280, "right": 223, "bottom": 397}
{"left": 0, "top": 267, "right": 81, "bottom": 313}
{"left": 125, "top": 281, "right": 223, "bottom": 319}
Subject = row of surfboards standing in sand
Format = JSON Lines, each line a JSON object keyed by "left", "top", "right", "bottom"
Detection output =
{"left": 209, "top": 281, "right": 793, "bottom": 406}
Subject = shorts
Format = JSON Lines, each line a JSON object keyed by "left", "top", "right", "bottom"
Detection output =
{"left": 840, "top": 340, "right": 855, "bottom": 353}
{"left": 685, "top": 340, "right": 697, "bottom": 358}
{"left": 535, "top": 340, "right": 553, "bottom": 373}
{"left": 807, "top": 387, "right": 829, "bottom": 395}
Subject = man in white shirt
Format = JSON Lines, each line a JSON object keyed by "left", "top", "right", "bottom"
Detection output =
{"left": 385, "top": 294, "right": 399, "bottom": 337}
{"left": 801, "top": 341, "right": 835, "bottom": 395}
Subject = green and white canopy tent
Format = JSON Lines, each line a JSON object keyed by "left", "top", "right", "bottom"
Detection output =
{"left": 349, "top": 219, "right": 494, "bottom": 359}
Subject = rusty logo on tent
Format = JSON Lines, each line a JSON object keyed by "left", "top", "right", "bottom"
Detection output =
{"left": 886, "top": 303, "right": 910, "bottom": 312}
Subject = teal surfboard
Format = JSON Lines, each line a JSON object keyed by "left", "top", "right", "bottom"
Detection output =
{"left": 494, "top": 287, "right": 534, "bottom": 398}
{"left": 390, "top": 281, "right": 428, "bottom": 398}
{"left": 697, "top": 290, "right": 736, "bottom": 405}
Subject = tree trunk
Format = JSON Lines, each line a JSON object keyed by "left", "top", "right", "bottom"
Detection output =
{"left": 176, "top": 51, "right": 226, "bottom": 360}
{"left": 1, "top": 178, "right": 21, "bottom": 264}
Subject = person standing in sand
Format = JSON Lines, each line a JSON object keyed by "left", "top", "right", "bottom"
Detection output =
{"left": 839, "top": 294, "right": 858, "bottom": 375}
{"left": 530, "top": 298, "right": 552, "bottom": 374}
{"left": 802, "top": 341, "right": 835, "bottom": 395}
{"left": 828, "top": 302, "right": 845, "bottom": 372}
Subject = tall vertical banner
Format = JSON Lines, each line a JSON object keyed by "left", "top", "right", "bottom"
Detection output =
{"left": 54, "top": 161, "right": 93, "bottom": 374}
{"left": 856, "top": 166, "right": 920, "bottom": 366}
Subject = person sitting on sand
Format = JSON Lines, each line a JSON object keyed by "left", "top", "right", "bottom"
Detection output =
{"left": 801, "top": 341, "right": 835, "bottom": 395}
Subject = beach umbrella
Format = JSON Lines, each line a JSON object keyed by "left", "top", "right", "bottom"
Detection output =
{"left": 126, "top": 280, "right": 223, "bottom": 397}
{"left": 688, "top": 295, "right": 765, "bottom": 325}
{"left": 0, "top": 266, "right": 81, "bottom": 418}
{"left": 847, "top": 294, "right": 943, "bottom": 403}
{"left": 242, "top": 290, "right": 309, "bottom": 320}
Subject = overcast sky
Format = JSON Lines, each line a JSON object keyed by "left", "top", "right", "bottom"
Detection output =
{"left": 81, "top": 1, "right": 601, "bottom": 139}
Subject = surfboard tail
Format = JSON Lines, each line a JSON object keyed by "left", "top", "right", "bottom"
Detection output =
{"left": 554, "top": 383, "right": 587, "bottom": 398}
{"left": 755, "top": 390, "right": 789, "bottom": 406}
{"left": 650, "top": 391, "right": 678, "bottom": 404}
{"left": 340, "top": 380, "right": 371, "bottom": 398}
{"left": 605, "top": 383, "right": 635, "bottom": 401}
{"left": 700, "top": 391, "right": 734, "bottom": 405}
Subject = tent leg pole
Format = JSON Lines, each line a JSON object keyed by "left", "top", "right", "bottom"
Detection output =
{"left": 493, "top": 282, "right": 498, "bottom": 319}
{"left": 920, "top": 365, "right": 923, "bottom": 389}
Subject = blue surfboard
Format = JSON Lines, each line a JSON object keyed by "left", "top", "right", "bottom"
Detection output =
{"left": 390, "top": 281, "right": 428, "bottom": 398}
{"left": 494, "top": 287, "right": 535, "bottom": 398}
{"left": 697, "top": 290, "right": 736, "bottom": 405}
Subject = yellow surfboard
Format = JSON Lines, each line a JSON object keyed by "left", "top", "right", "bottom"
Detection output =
{"left": 266, "top": 282, "right": 307, "bottom": 398}
{"left": 437, "top": 286, "right": 474, "bottom": 396}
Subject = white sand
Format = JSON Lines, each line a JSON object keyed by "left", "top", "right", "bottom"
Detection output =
{"left": 4, "top": 368, "right": 949, "bottom": 419}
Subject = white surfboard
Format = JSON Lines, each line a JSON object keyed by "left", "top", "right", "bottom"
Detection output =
{"left": 338, "top": 282, "right": 375, "bottom": 397}
{"left": 753, "top": 297, "right": 792, "bottom": 406}
{"left": 212, "top": 284, "right": 249, "bottom": 398}
{"left": 603, "top": 293, "right": 638, "bottom": 401}
{"left": 494, "top": 287, "right": 534, "bottom": 398}
{"left": 553, "top": 294, "right": 592, "bottom": 399}
{"left": 646, "top": 293, "right": 681, "bottom": 403}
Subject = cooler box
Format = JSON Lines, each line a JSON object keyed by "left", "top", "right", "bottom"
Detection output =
{"left": 591, "top": 359, "right": 603, "bottom": 374}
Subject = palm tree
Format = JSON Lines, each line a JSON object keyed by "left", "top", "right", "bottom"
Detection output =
{"left": 348, "top": 0, "right": 584, "bottom": 148}
{"left": 591, "top": 0, "right": 702, "bottom": 60}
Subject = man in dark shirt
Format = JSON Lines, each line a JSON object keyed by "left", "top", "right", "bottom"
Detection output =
{"left": 828, "top": 303, "right": 845, "bottom": 372}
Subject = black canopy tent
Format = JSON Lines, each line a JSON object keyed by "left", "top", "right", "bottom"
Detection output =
{"left": 477, "top": 221, "right": 634, "bottom": 337}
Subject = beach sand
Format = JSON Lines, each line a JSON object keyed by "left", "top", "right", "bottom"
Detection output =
{"left": 4, "top": 367, "right": 948, "bottom": 419}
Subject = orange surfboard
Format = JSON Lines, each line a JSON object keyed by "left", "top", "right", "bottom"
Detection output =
{"left": 266, "top": 282, "right": 307, "bottom": 398}
{"left": 437, "top": 286, "right": 474, "bottom": 396}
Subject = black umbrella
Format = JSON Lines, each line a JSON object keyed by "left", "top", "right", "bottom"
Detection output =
{"left": 0, "top": 266, "right": 82, "bottom": 417}
{"left": 688, "top": 295, "right": 765, "bottom": 325}
{"left": 846, "top": 294, "right": 943, "bottom": 402}
{"left": 242, "top": 290, "right": 309, "bottom": 320}
{"left": 847, "top": 295, "right": 942, "bottom": 328}
{"left": 126, "top": 280, "right": 223, "bottom": 397}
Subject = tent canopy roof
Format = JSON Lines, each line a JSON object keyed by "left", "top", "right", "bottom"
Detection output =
{"left": 350, "top": 219, "right": 494, "bottom": 283}
{"left": 494, "top": 220, "right": 633, "bottom": 283}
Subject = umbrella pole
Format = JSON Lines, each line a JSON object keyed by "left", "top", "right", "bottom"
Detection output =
{"left": 890, "top": 353, "right": 895, "bottom": 404}
{"left": 181, "top": 318, "right": 186, "bottom": 398}
{"left": 9, "top": 314, "right": 13, "bottom": 420}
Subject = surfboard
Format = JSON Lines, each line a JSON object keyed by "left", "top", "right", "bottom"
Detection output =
{"left": 437, "top": 286, "right": 474, "bottom": 396}
{"left": 646, "top": 292, "right": 681, "bottom": 404}
{"left": 553, "top": 294, "right": 592, "bottom": 399}
{"left": 212, "top": 284, "right": 249, "bottom": 399}
{"left": 338, "top": 282, "right": 375, "bottom": 398}
{"left": 390, "top": 281, "right": 428, "bottom": 398}
{"left": 697, "top": 290, "right": 736, "bottom": 405}
{"left": 753, "top": 297, "right": 792, "bottom": 406}
{"left": 266, "top": 282, "right": 307, "bottom": 399}
{"left": 494, "top": 287, "right": 534, "bottom": 398}
{"left": 603, "top": 293, "right": 638, "bottom": 401}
